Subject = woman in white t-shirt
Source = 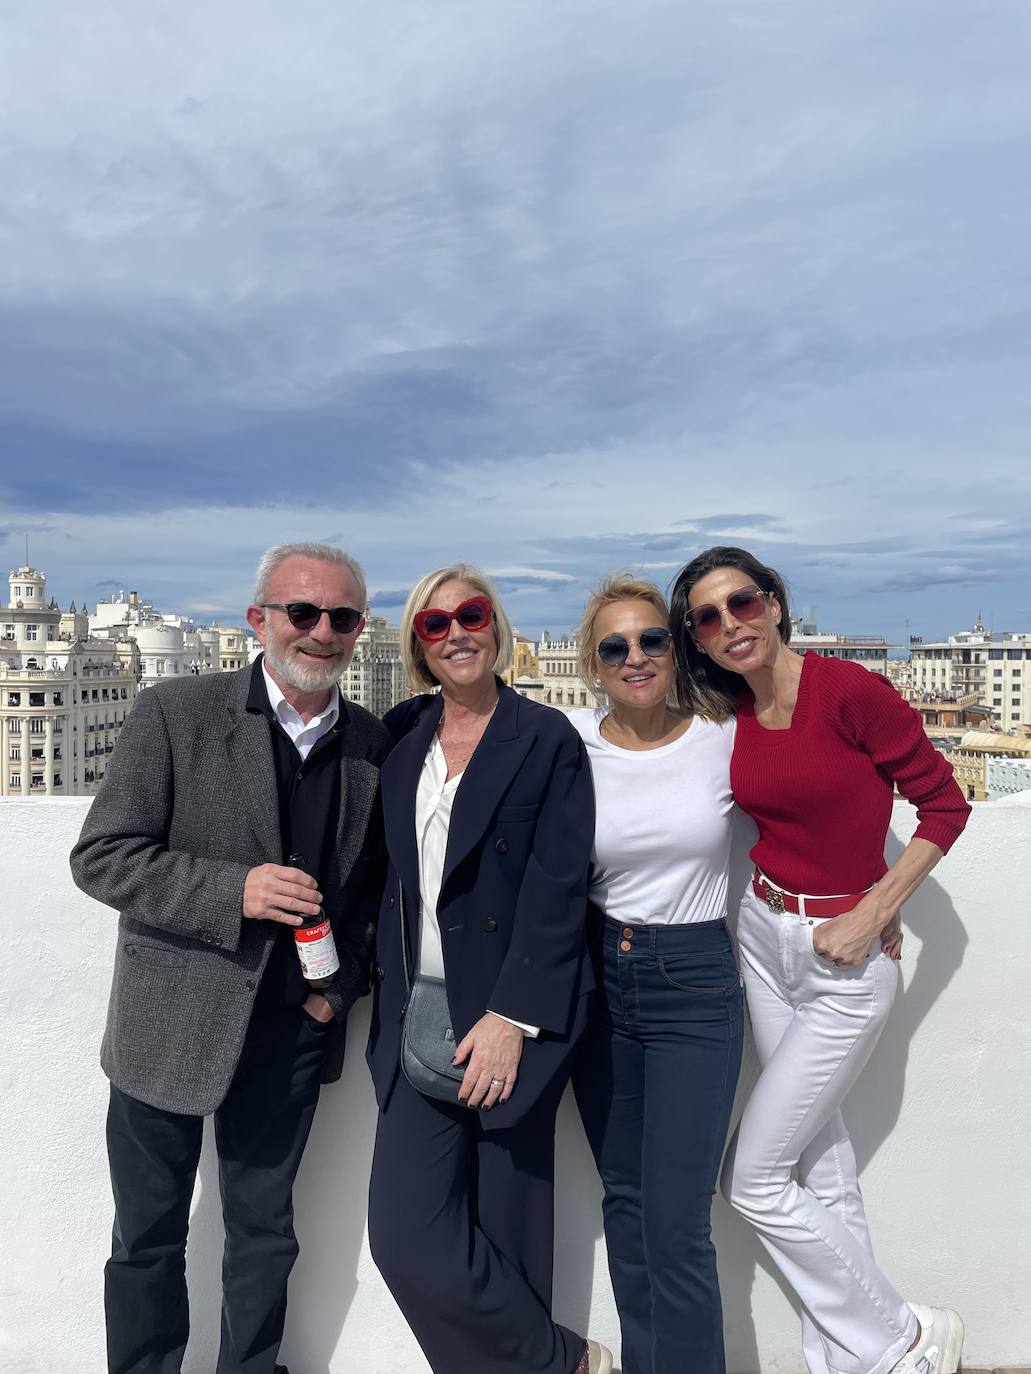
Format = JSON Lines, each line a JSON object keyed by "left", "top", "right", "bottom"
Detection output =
{"left": 569, "top": 574, "right": 743, "bottom": 1374}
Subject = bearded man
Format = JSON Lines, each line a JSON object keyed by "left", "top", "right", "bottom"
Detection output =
{"left": 71, "top": 542, "right": 390, "bottom": 1374}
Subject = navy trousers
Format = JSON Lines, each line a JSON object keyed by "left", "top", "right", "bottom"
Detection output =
{"left": 368, "top": 1067, "right": 585, "bottom": 1374}
{"left": 104, "top": 1004, "right": 331, "bottom": 1374}
{"left": 573, "top": 916, "right": 743, "bottom": 1374}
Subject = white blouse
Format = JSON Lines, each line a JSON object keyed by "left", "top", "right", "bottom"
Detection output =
{"left": 414, "top": 736, "right": 462, "bottom": 981}
{"left": 414, "top": 735, "right": 537, "bottom": 1036}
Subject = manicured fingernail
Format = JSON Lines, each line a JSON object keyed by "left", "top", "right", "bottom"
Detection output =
{"left": 483, "top": 1104, "right": 492, "bottom": 1111}
{"left": 458, "top": 1097, "right": 467, "bottom": 1105}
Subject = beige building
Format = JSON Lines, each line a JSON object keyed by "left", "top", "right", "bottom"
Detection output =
{"left": 944, "top": 727, "right": 1031, "bottom": 802}
{"left": 909, "top": 618, "right": 1031, "bottom": 732}
{"left": 1, "top": 565, "right": 139, "bottom": 798}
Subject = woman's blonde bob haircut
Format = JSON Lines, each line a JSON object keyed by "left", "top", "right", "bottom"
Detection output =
{"left": 400, "top": 563, "right": 514, "bottom": 693}
{"left": 575, "top": 573, "right": 670, "bottom": 707}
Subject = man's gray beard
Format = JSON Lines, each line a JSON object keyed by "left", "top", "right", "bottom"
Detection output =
{"left": 263, "top": 641, "right": 344, "bottom": 693}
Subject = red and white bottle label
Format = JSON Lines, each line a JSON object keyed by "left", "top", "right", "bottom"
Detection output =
{"left": 294, "top": 920, "right": 340, "bottom": 981}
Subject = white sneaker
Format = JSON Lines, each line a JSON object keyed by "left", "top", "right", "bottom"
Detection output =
{"left": 893, "top": 1304, "right": 964, "bottom": 1374}
{"left": 586, "top": 1338, "right": 613, "bottom": 1374}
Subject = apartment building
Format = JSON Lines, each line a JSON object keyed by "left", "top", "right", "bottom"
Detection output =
{"left": 1, "top": 565, "right": 138, "bottom": 798}
{"left": 909, "top": 618, "right": 1031, "bottom": 732}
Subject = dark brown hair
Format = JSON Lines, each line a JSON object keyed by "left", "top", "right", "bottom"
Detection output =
{"left": 669, "top": 546, "right": 791, "bottom": 720}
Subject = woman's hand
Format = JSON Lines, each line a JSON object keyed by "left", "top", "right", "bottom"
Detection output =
{"left": 879, "top": 913, "right": 904, "bottom": 961}
{"left": 811, "top": 893, "right": 888, "bottom": 968}
{"left": 452, "top": 1013, "right": 524, "bottom": 1110}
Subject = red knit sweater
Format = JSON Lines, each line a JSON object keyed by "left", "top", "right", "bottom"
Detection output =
{"left": 731, "top": 653, "right": 970, "bottom": 896}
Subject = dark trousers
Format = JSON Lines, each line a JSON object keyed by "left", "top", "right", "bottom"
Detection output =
{"left": 104, "top": 1004, "right": 331, "bottom": 1374}
{"left": 368, "top": 1067, "right": 585, "bottom": 1374}
{"left": 572, "top": 916, "right": 744, "bottom": 1374}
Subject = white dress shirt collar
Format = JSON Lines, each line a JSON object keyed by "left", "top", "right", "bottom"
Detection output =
{"left": 261, "top": 661, "right": 340, "bottom": 761}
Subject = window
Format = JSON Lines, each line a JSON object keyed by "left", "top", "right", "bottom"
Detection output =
{"left": 29, "top": 718, "right": 45, "bottom": 734}
{"left": 6, "top": 692, "right": 19, "bottom": 706}
{"left": 1008, "top": 649, "right": 1022, "bottom": 660}
{"left": 29, "top": 692, "right": 45, "bottom": 707}
{"left": 12, "top": 587, "right": 20, "bottom": 597}
{"left": 995, "top": 669, "right": 1004, "bottom": 677}
{"left": 25, "top": 624, "right": 38, "bottom": 641}
{"left": 25, "top": 586, "right": 34, "bottom": 597}
{"left": 2, "top": 625, "right": 13, "bottom": 639}
{"left": 31, "top": 747, "right": 44, "bottom": 762}
{"left": 9, "top": 746, "right": 19, "bottom": 761}
{"left": 30, "top": 772, "right": 44, "bottom": 789}
{"left": 155, "top": 660, "right": 165, "bottom": 675}
{"left": 53, "top": 692, "right": 63, "bottom": 705}
{"left": 91, "top": 688, "right": 99, "bottom": 701}
{"left": 53, "top": 773, "right": 62, "bottom": 786}
{"left": 47, "top": 626, "right": 55, "bottom": 640}
{"left": 9, "top": 773, "right": 19, "bottom": 788}
{"left": 54, "top": 747, "right": 62, "bottom": 761}
{"left": 1013, "top": 670, "right": 1022, "bottom": 679}
{"left": 989, "top": 649, "right": 1003, "bottom": 660}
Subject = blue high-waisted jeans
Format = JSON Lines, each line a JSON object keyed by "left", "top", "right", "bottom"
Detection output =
{"left": 573, "top": 913, "right": 744, "bottom": 1374}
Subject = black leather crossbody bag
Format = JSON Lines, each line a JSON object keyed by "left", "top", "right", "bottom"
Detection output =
{"left": 398, "top": 881, "right": 464, "bottom": 1102}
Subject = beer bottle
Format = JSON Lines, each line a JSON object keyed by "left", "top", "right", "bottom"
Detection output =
{"left": 288, "top": 853, "right": 339, "bottom": 988}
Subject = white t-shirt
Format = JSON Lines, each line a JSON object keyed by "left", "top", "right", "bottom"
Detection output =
{"left": 568, "top": 708, "right": 736, "bottom": 926}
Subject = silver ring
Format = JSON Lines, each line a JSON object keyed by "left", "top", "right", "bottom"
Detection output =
{"left": 490, "top": 1076, "right": 505, "bottom": 1086}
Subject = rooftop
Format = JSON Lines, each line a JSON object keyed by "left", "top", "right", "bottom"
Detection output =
{"left": 4, "top": 797, "right": 1029, "bottom": 1373}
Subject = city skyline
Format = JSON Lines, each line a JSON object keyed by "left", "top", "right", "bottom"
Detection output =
{"left": 5, "top": 1, "right": 1030, "bottom": 642}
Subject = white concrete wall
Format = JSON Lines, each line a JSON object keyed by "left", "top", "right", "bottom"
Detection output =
{"left": 2, "top": 797, "right": 1029, "bottom": 1374}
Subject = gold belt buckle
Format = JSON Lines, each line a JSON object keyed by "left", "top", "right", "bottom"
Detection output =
{"left": 764, "top": 885, "right": 785, "bottom": 914}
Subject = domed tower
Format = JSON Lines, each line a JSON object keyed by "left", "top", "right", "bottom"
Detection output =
{"left": 8, "top": 565, "right": 46, "bottom": 610}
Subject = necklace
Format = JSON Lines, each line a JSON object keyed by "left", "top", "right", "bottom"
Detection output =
{"left": 437, "top": 697, "right": 498, "bottom": 776}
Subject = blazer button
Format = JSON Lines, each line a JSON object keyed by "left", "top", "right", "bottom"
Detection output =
{"left": 495, "top": 838, "right": 509, "bottom": 854}
{"left": 484, "top": 918, "right": 498, "bottom": 932}
{"left": 245, "top": 979, "right": 256, "bottom": 991}
{"left": 376, "top": 963, "right": 385, "bottom": 981}
{"left": 388, "top": 894, "right": 395, "bottom": 907}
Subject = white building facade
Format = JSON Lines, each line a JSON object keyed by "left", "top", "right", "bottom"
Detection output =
{"left": 342, "top": 614, "right": 408, "bottom": 718}
{"left": 909, "top": 619, "right": 1031, "bottom": 732}
{"left": 536, "top": 632, "right": 599, "bottom": 713}
{"left": 90, "top": 591, "right": 251, "bottom": 688}
{"left": 1, "top": 566, "right": 138, "bottom": 798}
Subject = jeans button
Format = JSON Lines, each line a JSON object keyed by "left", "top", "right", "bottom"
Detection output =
{"left": 620, "top": 940, "right": 631, "bottom": 952}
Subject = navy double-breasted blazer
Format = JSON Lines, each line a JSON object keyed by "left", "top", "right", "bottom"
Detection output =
{"left": 366, "top": 680, "right": 595, "bottom": 1130}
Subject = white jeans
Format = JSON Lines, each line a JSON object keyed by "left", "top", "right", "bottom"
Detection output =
{"left": 721, "top": 889, "right": 917, "bottom": 1374}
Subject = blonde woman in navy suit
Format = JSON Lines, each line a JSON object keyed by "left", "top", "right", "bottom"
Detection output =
{"left": 366, "top": 564, "right": 613, "bottom": 1374}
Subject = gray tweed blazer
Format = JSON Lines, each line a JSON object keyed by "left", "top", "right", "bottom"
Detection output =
{"left": 70, "top": 664, "right": 389, "bottom": 1115}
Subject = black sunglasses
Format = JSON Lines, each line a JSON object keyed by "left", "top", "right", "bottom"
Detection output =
{"left": 261, "top": 602, "right": 363, "bottom": 634}
{"left": 596, "top": 627, "right": 673, "bottom": 667}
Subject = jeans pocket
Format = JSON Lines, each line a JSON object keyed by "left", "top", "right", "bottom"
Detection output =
{"left": 657, "top": 952, "right": 737, "bottom": 994}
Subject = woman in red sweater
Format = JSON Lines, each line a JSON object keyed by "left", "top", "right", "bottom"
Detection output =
{"left": 669, "top": 546, "right": 969, "bottom": 1374}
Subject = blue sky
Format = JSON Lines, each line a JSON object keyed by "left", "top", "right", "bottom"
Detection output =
{"left": 4, "top": 0, "right": 1030, "bottom": 643}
